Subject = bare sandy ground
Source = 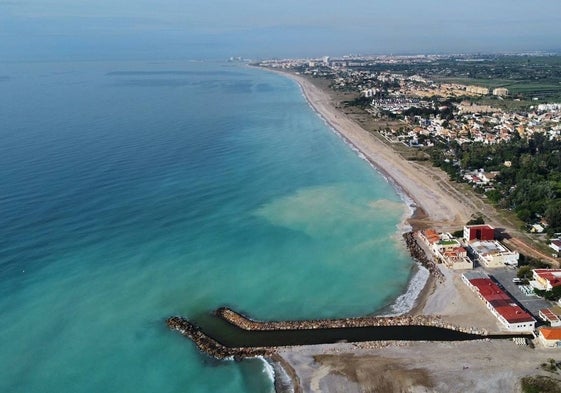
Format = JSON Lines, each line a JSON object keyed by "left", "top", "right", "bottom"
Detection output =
{"left": 278, "top": 340, "right": 559, "bottom": 393}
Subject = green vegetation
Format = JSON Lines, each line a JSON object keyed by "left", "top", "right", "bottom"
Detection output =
{"left": 521, "top": 375, "right": 561, "bottom": 393}
{"left": 430, "top": 134, "right": 561, "bottom": 234}
{"left": 535, "top": 287, "right": 561, "bottom": 301}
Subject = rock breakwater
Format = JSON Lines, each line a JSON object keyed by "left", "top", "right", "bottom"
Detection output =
{"left": 166, "top": 316, "right": 274, "bottom": 360}
{"left": 217, "top": 307, "right": 486, "bottom": 336}
{"left": 403, "top": 231, "right": 445, "bottom": 282}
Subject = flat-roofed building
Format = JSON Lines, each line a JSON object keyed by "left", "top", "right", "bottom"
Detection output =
{"left": 464, "top": 224, "right": 495, "bottom": 241}
{"left": 492, "top": 88, "right": 509, "bottom": 97}
{"left": 466, "top": 85, "right": 489, "bottom": 95}
{"left": 469, "top": 240, "right": 519, "bottom": 268}
{"left": 462, "top": 272, "right": 535, "bottom": 332}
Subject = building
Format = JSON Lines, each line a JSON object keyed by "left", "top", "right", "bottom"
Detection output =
{"left": 492, "top": 88, "right": 509, "bottom": 97}
{"left": 462, "top": 271, "right": 535, "bottom": 332}
{"left": 468, "top": 240, "right": 519, "bottom": 268}
{"left": 464, "top": 225, "right": 495, "bottom": 241}
{"left": 466, "top": 85, "right": 490, "bottom": 95}
{"left": 532, "top": 269, "right": 561, "bottom": 291}
{"left": 439, "top": 246, "right": 473, "bottom": 270}
{"left": 550, "top": 239, "right": 561, "bottom": 257}
{"left": 419, "top": 229, "right": 473, "bottom": 270}
{"left": 539, "top": 308, "right": 561, "bottom": 327}
{"left": 537, "top": 327, "right": 561, "bottom": 348}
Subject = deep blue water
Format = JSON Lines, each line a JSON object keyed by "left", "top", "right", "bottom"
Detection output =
{"left": 0, "top": 60, "right": 418, "bottom": 392}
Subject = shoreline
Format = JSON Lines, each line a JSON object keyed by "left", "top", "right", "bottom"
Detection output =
{"left": 254, "top": 67, "right": 498, "bottom": 392}
{"left": 283, "top": 70, "right": 473, "bottom": 229}
{"left": 276, "top": 69, "right": 464, "bottom": 316}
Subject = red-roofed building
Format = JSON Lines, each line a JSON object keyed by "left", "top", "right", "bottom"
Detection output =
{"left": 539, "top": 309, "right": 561, "bottom": 327}
{"left": 464, "top": 225, "right": 495, "bottom": 242}
{"left": 550, "top": 239, "right": 561, "bottom": 257}
{"left": 462, "top": 273, "right": 535, "bottom": 331}
{"left": 419, "top": 230, "right": 473, "bottom": 270}
{"left": 538, "top": 327, "right": 561, "bottom": 348}
{"left": 532, "top": 269, "right": 561, "bottom": 291}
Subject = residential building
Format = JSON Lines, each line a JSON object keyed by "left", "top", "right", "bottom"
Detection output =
{"left": 539, "top": 308, "right": 561, "bottom": 327}
{"left": 419, "top": 229, "right": 473, "bottom": 270}
{"left": 466, "top": 85, "right": 489, "bottom": 95}
{"left": 532, "top": 269, "right": 561, "bottom": 291}
{"left": 492, "top": 88, "right": 509, "bottom": 97}
{"left": 537, "top": 327, "right": 561, "bottom": 348}
{"left": 550, "top": 239, "right": 561, "bottom": 257}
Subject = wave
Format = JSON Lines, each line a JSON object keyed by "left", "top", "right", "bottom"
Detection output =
{"left": 384, "top": 263, "right": 430, "bottom": 316}
{"left": 260, "top": 356, "right": 296, "bottom": 393}
{"left": 257, "top": 356, "right": 276, "bottom": 384}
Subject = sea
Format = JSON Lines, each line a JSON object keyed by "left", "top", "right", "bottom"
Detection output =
{"left": 0, "top": 60, "right": 426, "bottom": 392}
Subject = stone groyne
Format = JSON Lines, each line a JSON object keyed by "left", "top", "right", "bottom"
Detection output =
{"left": 403, "top": 231, "right": 445, "bottom": 282}
{"left": 166, "top": 316, "right": 274, "bottom": 360}
{"left": 217, "top": 307, "right": 487, "bottom": 336}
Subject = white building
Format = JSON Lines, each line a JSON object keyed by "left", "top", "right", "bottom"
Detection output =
{"left": 468, "top": 240, "right": 519, "bottom": 268}
{"left": 462, "top": 271, "right": 535, "bottom": 332}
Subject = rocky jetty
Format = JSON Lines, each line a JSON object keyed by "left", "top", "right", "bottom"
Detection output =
{"left": 166, "top": 316, "right": 274, "bottom": 360}
{"left": 403, "top": 231, "right": 445, "bottom": 282}
{"left": 217, "top": 307, "right": 487, "bottom": 336}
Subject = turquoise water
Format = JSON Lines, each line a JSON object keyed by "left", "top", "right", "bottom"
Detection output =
{"left": 0, "top": 61, "right": 415, "bottom": 392}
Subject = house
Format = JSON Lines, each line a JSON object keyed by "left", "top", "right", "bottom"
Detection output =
{"left": 550, "top": 239, "right": 561, "bottom": 257}
{"left": 539, "top": 308, "right": 561, "bottom": 327}
{"left": 419, "top": 230, "right": 473, "bottom": 270}
{"left": 538, "top": 327, "right": 561, "bottom": 348}
{"left": 440, "top": 246, "right": 473, "bottom": 270}
{"left": 532, "top": 269, "right": 561, "bottom": 291}
{"left": 462, "top": 271, "right": 535, "bottom": 331}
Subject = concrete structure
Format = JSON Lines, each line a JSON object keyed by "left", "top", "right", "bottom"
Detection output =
{"left": 492, "top": 88, "right": 509, "bottom": 97}
{"left": 537, "top": 327, "right": 561, "bottom": 348}
{"left": 464, "top": 225, "right": 495, "bottom": 242}
{"left": 468, "top": 240, "right": 519, "bottom": 268}
{"left": 532, "top": 269, "right": 561, "bottom": 291}
{"left": 462, "top": 271, "right": 535, "bottom": 332}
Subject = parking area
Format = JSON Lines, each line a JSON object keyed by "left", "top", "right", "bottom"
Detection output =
{"left": 487, "top": 267, "right": 552, "bottom": 319}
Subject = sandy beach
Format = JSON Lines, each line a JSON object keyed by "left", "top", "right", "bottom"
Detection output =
{"left": 266, "top": 70, "right": 554, "bottom": 393}
{"left": 289, "top": 73, "right": 475, "bottom": 232}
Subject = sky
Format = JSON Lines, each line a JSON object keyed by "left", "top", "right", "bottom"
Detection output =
{"left": 1, "top": 0, "right": 560, "bottom": 61}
